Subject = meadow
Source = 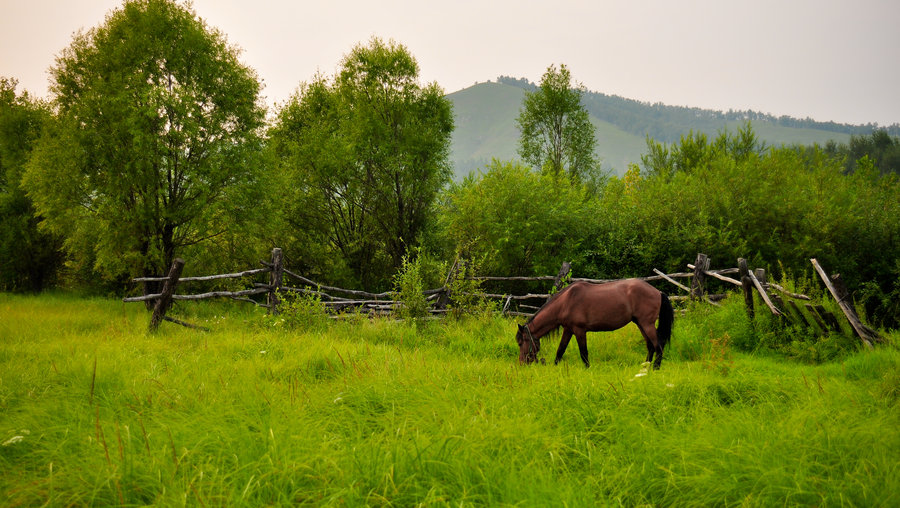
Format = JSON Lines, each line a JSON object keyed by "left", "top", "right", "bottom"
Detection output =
{"left": 1, "top": 293, "right": 898, "bottom": 506}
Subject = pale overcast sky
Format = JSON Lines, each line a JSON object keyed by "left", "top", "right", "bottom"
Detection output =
{"left": 2, "top": 0, "right": 898, "bottom": 125}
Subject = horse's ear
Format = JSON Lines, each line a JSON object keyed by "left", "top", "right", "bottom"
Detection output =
{"left": 517, "top": 324, "right": 525, "bottom": 332}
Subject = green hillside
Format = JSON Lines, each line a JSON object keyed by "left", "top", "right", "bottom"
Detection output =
{"left": 446, "top": 82, "right": 523, "bottom": 178}
{"left": 447, "top": 81, "right": 870, "bottom": 178}
{"left": 446, "top": 82, "right": 646, "bottom": 178}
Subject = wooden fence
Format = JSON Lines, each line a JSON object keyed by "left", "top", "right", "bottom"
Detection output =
{"left": 124, "top": 249, "right": 882, "bottom": 347}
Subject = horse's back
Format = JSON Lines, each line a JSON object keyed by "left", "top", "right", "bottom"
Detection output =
{"left": 559, "top": 280, "right": 653, "bottom": 331}
{"left": 571, "top": 278, "right": 658, "bottom": 299}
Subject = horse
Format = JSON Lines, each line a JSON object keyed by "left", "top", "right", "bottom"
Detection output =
{"left": 515, "top": 279, "right": 674, "bottom": 369}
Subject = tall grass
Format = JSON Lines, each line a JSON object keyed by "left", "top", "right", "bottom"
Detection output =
{"left": 1, "top": 292, "right": 898, "bottom": 506}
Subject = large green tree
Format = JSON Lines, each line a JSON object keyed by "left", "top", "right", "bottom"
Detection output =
{"left": 269, "top": 38, "right": 453, "bottom": 290}
{"left": 23, "top": 0, "right": 266, "bottom": 292}
{"left": 516, "top": 64, "right": 599, "bottom": 181}
{"left": 0, "top": 78, "right": 63, "bottom": 291}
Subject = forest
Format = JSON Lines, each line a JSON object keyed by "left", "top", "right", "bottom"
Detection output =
{"left": 1, "top": 0, "right": 899, "bottom": 331}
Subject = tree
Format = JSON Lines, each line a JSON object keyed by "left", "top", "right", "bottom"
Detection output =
{"left": 269, "top": 38, "right": 453, "bottom": 290}
{"left": 516, "top": 64, "right": 599, "bottom": 181}
{"left": 641, "top": 122, "right": 766, "bottom": 178}
{"left": 847, "top": 129, "right": 900, "bottom": 175}
{"left": 0, "top": 78, "right": 64, "bottom": 291}
{"left": 22, "top": 0, "right": 266, "bottom": 293}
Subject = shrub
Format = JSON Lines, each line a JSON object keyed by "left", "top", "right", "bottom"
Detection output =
{"left": 269, "top": 289, "right": 328, "bottom": 331}
{"left": 393, "top": 254, "right": 430, "bottom": 320}
{"left": 392, "top": 250, "right": 447, "bottom": 321}
{"left": 446, "top": 257, "right": 496, "bottom": 319}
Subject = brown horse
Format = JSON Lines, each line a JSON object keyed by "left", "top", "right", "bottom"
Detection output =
{"left": 515, "top": 279, "right": 674, "bottom": 369}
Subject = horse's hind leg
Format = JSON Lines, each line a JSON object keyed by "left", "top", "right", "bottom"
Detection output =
{"left": 555, "top": 329, "right": 573, "bottom": 365}
{"left": 644, "top": 340, "right": 655, "bottom": 364}
{"left": 636, "top": 321, "right": 663, "bottom": 369}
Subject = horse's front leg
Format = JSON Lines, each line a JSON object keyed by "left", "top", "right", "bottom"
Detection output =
{"left": 575, "top": 331, "right": 590, "bottom": 368}
{"left": 555, "top": 329, "right": 573, "bottom": 365}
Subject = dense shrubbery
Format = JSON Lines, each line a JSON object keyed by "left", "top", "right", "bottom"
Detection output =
{"left": 429, "top": 126, "right": 900, "bottom": 328}
{"left": 433, "top": 159, "right": 602, "bottom": 277}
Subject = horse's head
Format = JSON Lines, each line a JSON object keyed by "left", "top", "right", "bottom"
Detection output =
{"left": 516, "top": 323, "right": 541, "bottom": 364}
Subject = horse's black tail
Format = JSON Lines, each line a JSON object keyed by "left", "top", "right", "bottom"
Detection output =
{"left": 657, "top": 292, "right": 674, "bottom": 349}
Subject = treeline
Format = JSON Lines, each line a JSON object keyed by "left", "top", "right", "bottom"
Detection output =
{"left": 433, "top": 125, "right": 900, "bottom": 328}
{"left": 824, "top": 129, "right": 900, "bottom": 175}
{"left": 496, "top": 76, "right": 900, "bottom": 143}
{"left": 2, "top": 0, "right": 899, "bottom": 330}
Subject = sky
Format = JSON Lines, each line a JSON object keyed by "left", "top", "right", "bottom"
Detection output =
{"left": 2, "top": 0, "right": 899, "bottom": 126}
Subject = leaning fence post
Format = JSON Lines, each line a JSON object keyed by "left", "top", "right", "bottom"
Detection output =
{"left": 268, "top": 248, "right": 283, "bottom": 315}
{"left": 750, "top": 268, "right": 782, "bottom": 316}
{"left": 810, "top": 259, "right": 879, "bottom": 347}
{"left": 149, "top": 258, "right": 185, "bottom": 332}
{"left": 435, "top": 257, "right": 460, "bottom": 311}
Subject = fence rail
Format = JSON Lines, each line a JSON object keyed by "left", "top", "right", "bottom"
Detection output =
{"left": 123, "top": 248, "right": 882, "bottom": 347}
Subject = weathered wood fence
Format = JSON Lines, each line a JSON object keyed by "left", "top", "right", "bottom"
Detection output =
{"left": 124, "top": 249, "right": 882, "bottom": 348}
{"left": 652, "top": 253, "right": 881, "bottom": 348}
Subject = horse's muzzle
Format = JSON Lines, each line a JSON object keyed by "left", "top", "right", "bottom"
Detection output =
{"left": 520, "top": 352, "right": 543, "bottom": 365}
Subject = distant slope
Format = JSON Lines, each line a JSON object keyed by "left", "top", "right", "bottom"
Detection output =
{"left": 447, "top": 80, "right": 886, "bottom": 179}
{"left": 447, "top": 82, "right": 647, "bottom": 178}
{"left": 446, "top": 82, "right": 523, "bottom": 179}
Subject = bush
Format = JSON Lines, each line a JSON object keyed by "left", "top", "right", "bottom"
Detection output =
{"left": 268, "top": 289, "right": 328, "bottom": 331}
{"left": 432, "top": 159, "right": 602, "bottom": 277}
{"left": 392, "top": 250, "right": 447, "bottom": 321}
{"left": 445, "top": 257, "right": 496, "bottom": 319}
{"left": 393, "top": 254, "right": 430, "bottom": 320}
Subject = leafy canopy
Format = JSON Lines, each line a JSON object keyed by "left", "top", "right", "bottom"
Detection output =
{"left": 23, "top": 0, "right": 266, "bottom": 283}
{"left": 516, "top": 64, "right": 599, "bottom": 181}
{"left": 0, "top": 78, "right": 63, "bottom": 291}
{"left": 269, "top": 37, "right": 453, "bottom": 290}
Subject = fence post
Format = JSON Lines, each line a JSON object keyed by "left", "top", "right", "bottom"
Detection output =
{"left": 268, "top": 248, "right": 283, "bottom": 315}
{"left": 149, "top": 258, "right": 185, "bottom": 332}
{"left": 786, "top": 300, "right": 812, "bottom": 329}
{"left": 804, "top": 304, "right": 831, "bottom": 334}
{"left": 690, "top": 253, "right": 710, "bottom": 301}
{"left": 738, "top": 258, "right": 754, "bottom": 319}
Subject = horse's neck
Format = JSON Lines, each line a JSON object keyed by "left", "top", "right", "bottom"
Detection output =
{"left": 528, "top": 303, "right": 560, "bottom": 338}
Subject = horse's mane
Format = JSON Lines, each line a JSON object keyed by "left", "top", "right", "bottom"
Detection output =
{"left": 525, "top": 281, "right": 584, "bottom": 324}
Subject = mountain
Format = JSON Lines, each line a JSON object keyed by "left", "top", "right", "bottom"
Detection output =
{"left": 446, "top": 79, "right": 896, "bottom": 179}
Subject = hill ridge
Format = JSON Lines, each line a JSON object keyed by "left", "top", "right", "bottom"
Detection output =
{"left": 447, "top": 78, "right": 898, "bottom": 179}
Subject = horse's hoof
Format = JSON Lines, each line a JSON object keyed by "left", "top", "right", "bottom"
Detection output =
{"left": 540, "top": 358, "right": 546, "bottom": 365}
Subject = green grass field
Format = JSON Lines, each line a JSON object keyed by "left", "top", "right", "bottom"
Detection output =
{"left": 1, "top": 293, "right": 898, "bottom": 506}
